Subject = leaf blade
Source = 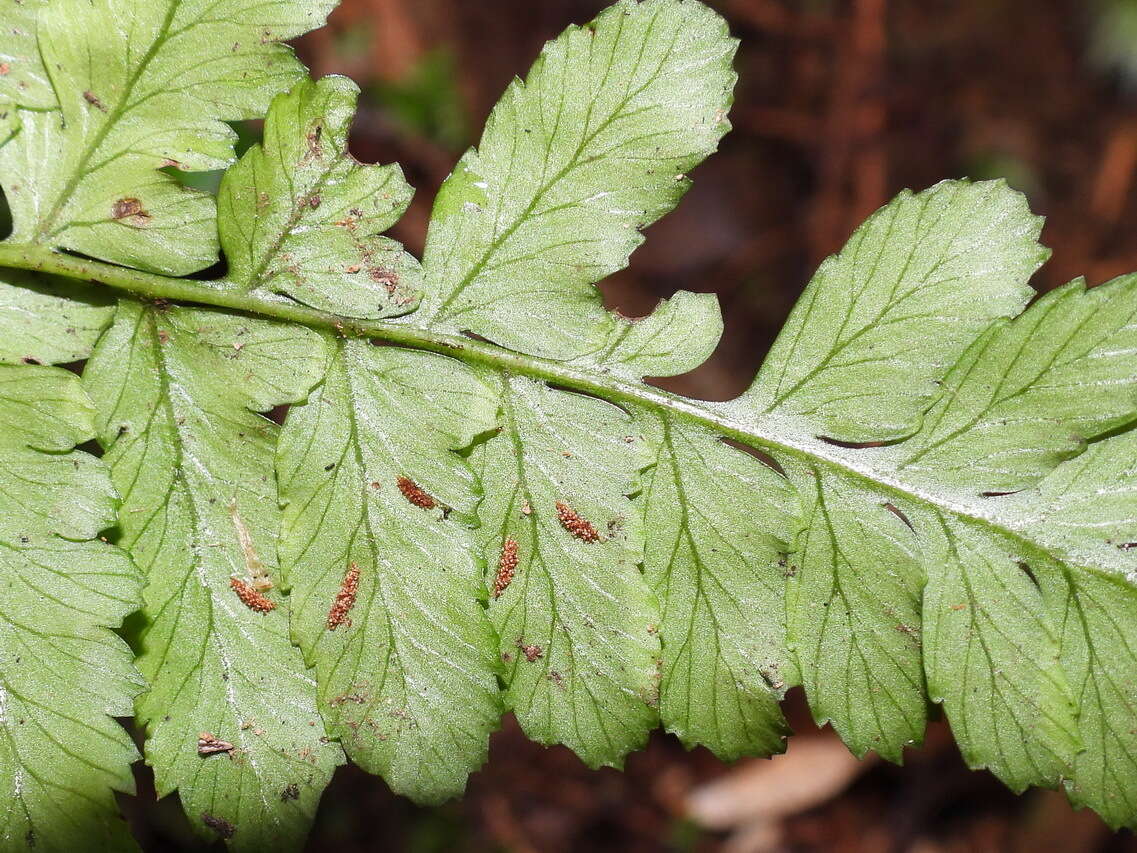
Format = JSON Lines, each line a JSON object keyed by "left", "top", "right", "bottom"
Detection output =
{"left": 277, "top": 338, "right": 502, "bottom": 804}
{"left": 421, "top": 0, "right": 737, "bottom": 359}
{"left": 0, "top": 364, "right": 143, "bottom": 852}
{"left": 83, "top": 301, "right": 341, "bottom": 851}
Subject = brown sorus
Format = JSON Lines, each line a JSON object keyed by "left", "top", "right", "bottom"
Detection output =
{"left": 516, "top": 639, "right": 543, "bottom": 663}
{"left": 493, "top": 538, "right": 518, "bottom": 598}
{"left": 397, "top": 476, "right": 436, "bottom": 509}
{"left": 83, "top": 90, "right": 107, "bottom": 111}
{"left": 197, "top": 733, "right": 235, "bottom": 756}
{"left": 327, "top": 562, "right": 360, "bottom": 630}
{"left": 111, "top": 197, "right": 151, "bottom": 224}
{"left": 201, "top": 813, "right": 235, "bottom": 840}
{"left": 555, "top": 501, "right": 600, "bottom": 542}
{"left": 230, "top": 576, "right": 275, "bottom": 612}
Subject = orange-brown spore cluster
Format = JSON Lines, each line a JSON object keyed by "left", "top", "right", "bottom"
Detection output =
{"left": 555, "top": 500, "right": 601, "bottom": 543}
{"left": 493, "top": 537, "right": 519, "bottom": 598}
{"left": 327, "top": 562, "right": 360, "bottom": 630}
{"left": 397, "top": 476, "right": 436, "bottom": 509}
{"left": 230, "top": 576, "right": 276, "bottom": 612}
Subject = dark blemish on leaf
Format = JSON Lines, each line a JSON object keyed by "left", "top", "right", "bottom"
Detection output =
{"left": 201, "top": 813, "right": 235, "bottom": 840}
{"left": 501, "top": 652, "right": 514, "bottom": 663}
{"left": 1016, "top": 561, "right": 1040, "bottom": 590}
{"left": 197, "top": 732, "right": 235, "bottom": 756}
{"left": 330, "top": 685, "right": 370, "bottom": 706}
{"left": 327, "top": 562, "right": 360, "bottom": 631}
{"left": 547, "top": 670, "right": 565, "bottom": 689}
{"left": 516, "top": 638, "right": 543, "bottom": 662}
{"left": 368, "top": 267, "right": 400, "bottom": 297}
{"left": 306, "top": 123, "right": 323, "bottom": 156}
{"left": 493, "top": 537, "right": 518, "bottom": 598}
{"left": 111, "top": 197, "right": 152, "bottom": 226}
{"left": 1117, "top": 542, "right": 1137, "bottom": 550}
{"left": 883, "top": 502, "right": 914, "bottom": 530}
{"left": 157, "top": 329, "right": 170, "bottom": 345}
{"left": 324, "top": 462, "right": 335, "bottom": 471}
{"left": 758, "top": 665, "right": 784, "bottom": 691}
{"left": 20, "top": 356, "right": 40, "bottom": 365}
{"left": 307, "top": 194, "right": 321, "bottom": 209}
{"left": 82, "top": 90, "right": 107, "bottom": 111}
{"left": 397, "top": 476, "right": 436, "bottom": 509}
{"left": 370, "top": 481, "right": 381, "bottom": 489}
{"left": 894, "top": 623, "right": 921, "bottom": 645}
{"left": 230, "top": 577, "right": 276, "bottom": 612}
{"left": 346, "top": 264, "right": 361, "bottom": 273}
{"left": 281, "top": 783, "right": 300, "bottom": 801}
{"left": 555, "top": 501, "right": 601, "bottom": 542}
{"left": 817, "top": 435, "right": 885, "bottom": 450}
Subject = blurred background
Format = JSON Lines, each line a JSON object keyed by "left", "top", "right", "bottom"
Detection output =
{"left": 123, "top": 0, "right": 1137, "bottom": 850}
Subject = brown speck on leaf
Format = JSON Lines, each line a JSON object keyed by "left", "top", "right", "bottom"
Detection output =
{"left": 197, "top": 732, "right": 235, "bottom": 757}
{"left": 370, "top": 481, "right": 381, "bottom": 489}
{"left": 950, "top": 603, "right": 968, "bottom": 611}
{"left": 555, "top": 500, "right": 601, "bottom": 542}
{"left": 82, "top": 90, "right": 107, "bottom": 111}
{"left": 397, "top": 475, "right": 436, "bottom": 509}
{"left": 306, "top": 123, "right": 323, "bottom": 156}
{"left": 281, "top": 783, "right": 300, "bottom": 801}
{"left": 157, "top": 329, "right": 170, "bottom": 345}
{"left": 368, "top": 267, "right": 399, "bottom": 296}
{"left": 520, "top": 501, "right": 532, "bottom": 516}
{"left": 111, "top": 197, "right": 151, "bottom": 225}
{"left": 230, "top": 577, "right": 275, "bottom": 612}
{"left": 346, "top": 264, "right": 361, "bottom": 274}
{"left": 201, "top": 813, "right": 235, "bottom": 839}
{"left": 493, "top": 537, "right": 518, "bottom": 598}
{"left": 307, "top": 194, "right": 321, "bottom": 209}
{"left": 516, "top": 639, "right": 543, "bottom": 662}
{"left": 327, "top": 562, "right": 360, "bottom": 630}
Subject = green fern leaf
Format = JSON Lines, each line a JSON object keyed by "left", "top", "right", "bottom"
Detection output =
{"left": 419, "top": 0, "right": 737, "bottom": 359}
{"left": 0, "top": 0, "right": 335, "bottom": 274}
{"left": 0, "top": 364, "right": 143, "bottom": 852}
{"left": 276, "top": 338, "right": 501, "bottom": 804}
{"left": 0, "top": 0, "right": 1134, "bottom": 844}
{"left": 82, "top": 303, "right": 342, "bottom": 850}
{"left": 0, "top": 271, "right": 114, "bottom": 365}
{"left": 0, "top": 0, "right": 53, "bottom": 109}
{"left": 218, "top": 76, "right": 423, "bottom": 318}
{"left": 474, "top": 376, "right": 658, "bottom": 767}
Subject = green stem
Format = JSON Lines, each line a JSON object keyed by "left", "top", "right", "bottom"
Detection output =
{"left": 0, "top": 241, "right": 739, "bottom": 431}
{"left": 0, "top": 241, "right": 1045, "bottom": 547}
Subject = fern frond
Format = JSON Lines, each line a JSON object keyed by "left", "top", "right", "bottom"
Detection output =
{"left": 0, "top": 0, "right": 1134, "bottom": 847}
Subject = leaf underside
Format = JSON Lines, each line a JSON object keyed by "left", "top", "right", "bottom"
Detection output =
{"left": 0, "top": 0, "right": 1135, "bottom": 850}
